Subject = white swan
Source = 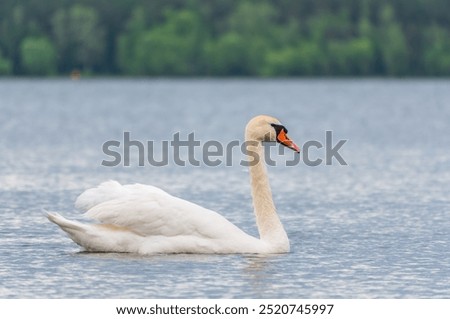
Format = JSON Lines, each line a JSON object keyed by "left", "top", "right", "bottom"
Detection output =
{"left": 48, "top": 115, "right": 300, "bottom": 254}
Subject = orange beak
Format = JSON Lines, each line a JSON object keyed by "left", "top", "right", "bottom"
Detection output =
{"left": 277, "top": 129, "right": 300, "bottom": 153}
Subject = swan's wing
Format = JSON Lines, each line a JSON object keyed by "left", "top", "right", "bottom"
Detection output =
{"left": 75, "top": 181, "right": 248, "bottom": 239}
{"left": 75, "top": 180, "right": 167, "bottom": 212}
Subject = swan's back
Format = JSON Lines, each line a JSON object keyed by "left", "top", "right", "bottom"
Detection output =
{"left": 75, "top": 180, "right": 167, "bottom": 212}
{"left": 72, "top": 181, "right": 256, "bottom": 246}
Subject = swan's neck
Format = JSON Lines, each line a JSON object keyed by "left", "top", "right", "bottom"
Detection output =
{"left": 247, "top": 141, "right": 289, "bottom": 249}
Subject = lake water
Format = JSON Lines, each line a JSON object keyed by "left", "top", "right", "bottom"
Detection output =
{"left": 0, "top": 78, "right": 449, "bottom": 298}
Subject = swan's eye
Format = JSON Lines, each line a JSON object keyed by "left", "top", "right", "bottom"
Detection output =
{"left": 270, "top": 123, "right": 288, "bottom": 134}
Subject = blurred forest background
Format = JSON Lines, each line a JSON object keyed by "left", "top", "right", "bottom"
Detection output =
{"left": 0, "top": 0, "right": 449, "bottom": 76}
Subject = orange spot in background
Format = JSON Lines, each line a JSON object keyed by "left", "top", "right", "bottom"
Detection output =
{"left": 70, "top": 69, "right": 81, "bottom": 80}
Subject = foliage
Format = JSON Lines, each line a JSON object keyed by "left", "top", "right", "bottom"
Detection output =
{"left": 423, "top": 25, "right": 450, "bottom": 75}
{"left": 0, "top": 51, "right": 12, "bottom": 75}
{"left": 328, "top": 38, "right": 375, "bottom": 75}
{"left": 263, "top": 42, "right": 327, "bottom": 76}
{"left": 377, "top": 4, "right": 409, "bottom": 76}
{"left": 51, "top": 5, "right": 105, "bottom": 73}
{"left": 20, "top": 37, "right": 56, "bottom": 75}
{"left": 0, "top": 0, "right": 449, "bottom": 76}
{"left": 204, "top": 1, "right": 276, "bottom": 76}
{"left": 116, "top": 7, "right": 147, "bottom": 75}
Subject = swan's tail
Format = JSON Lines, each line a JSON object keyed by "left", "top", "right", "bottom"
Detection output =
{"left": 47, "top": 212, "right": 139, "bottom": 253}
{"left": 47, "top": 212, "right": 92, "bottom": 248}
{"left": 47, "top": 212, "right": 84, "bottom": 232}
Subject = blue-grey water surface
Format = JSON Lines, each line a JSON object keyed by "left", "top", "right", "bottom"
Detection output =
{"left": 0, "top": 79, "right": 449, "bottom": 298}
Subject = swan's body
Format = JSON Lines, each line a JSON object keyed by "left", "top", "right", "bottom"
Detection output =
{"left": 48, "top": 115, "right": 300, "bottom": 254}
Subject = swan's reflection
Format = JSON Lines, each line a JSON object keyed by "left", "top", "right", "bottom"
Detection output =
{"left": 242, "top": 254, "right": 286, "bottom": 296}
{"left": 76, "top": 251, "right": 224, "bottom": 263}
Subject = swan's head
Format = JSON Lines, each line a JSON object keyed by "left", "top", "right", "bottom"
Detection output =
{"left": 245, "top": 115, "right": 300, "bottom": 153}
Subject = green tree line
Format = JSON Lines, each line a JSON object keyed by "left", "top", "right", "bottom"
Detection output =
{"left": 0, "top": 0, "right": 449, "bottom": 76}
